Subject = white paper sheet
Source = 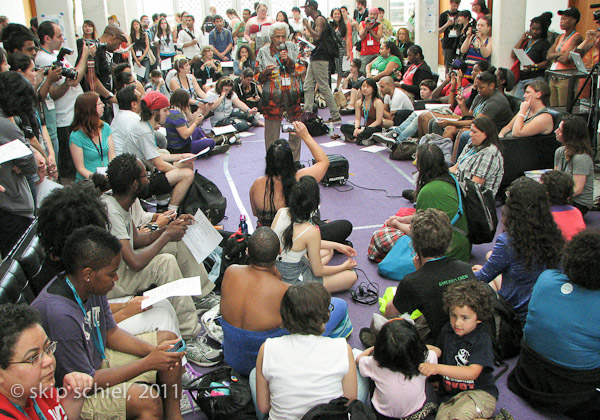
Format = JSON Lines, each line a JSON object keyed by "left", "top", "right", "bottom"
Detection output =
{"left": 321, "top": 140, "right": 347, "bottom": 148}
{"left": 237, "top": 132, "right": 256, "bottom": 137}
{"left": 211, "top": 125, "right": 237, "bottom": 135}
{"left": 177, "top": 147, "right": 210, "bottom": 163}
{"left": 298, "top": 37, "right": 316, "bottom": 50}
{"left": 133, "top": 63, "right": 146, "bottom": 79}
{"left": 0, "top": 140, "right": 33, "bottom": 164}
{"left": 181, "top": 209, "right": 223, "bottom": 264}
{"left": 512, "top": 48, "right": 534, "bottom": 67}
{"left": 360, "top": 145, "right": 388, "bottom": 153}
{"left": 413, "top": 110, "right": 430, "bottom": 116}
{"left": 160, "top": 57, "right": 172, "bottom": 71}
{"left": 424, "top": 103, "right": 451, "bottom": 111}
{"left": 141, "top": 276, "right": 203, "bottom": 309}
{"left": 220, "top": 61, "right": 234, "bottom": 68}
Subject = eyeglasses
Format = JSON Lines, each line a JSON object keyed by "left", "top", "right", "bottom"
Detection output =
{"left": 7, "top": 341, "right": 57, "bottom": 367}
{"left": 329, "top": 303, "right": 335, "bottom": 312}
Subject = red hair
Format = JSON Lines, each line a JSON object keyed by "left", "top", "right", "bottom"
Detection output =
{"left": 70, "top": 92, "right": 103, "bottom": 139}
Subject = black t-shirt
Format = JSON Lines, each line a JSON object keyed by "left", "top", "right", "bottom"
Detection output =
{"left": 392, "top": 257, "right": 475, "bottom": 341}
{"left": 311, "top": 15, "right": 332, "bottom": 61}
{"left": 354, "top": 8, "right": 368, "bottom": 24}
{"left": 437, "top": 323, "right": 498, "bottom": 399}
{"left": 518, "top": 38, "right": 551, "bottom": 80}
{"left": 439, "top": 10, "right": 460, "bottom": 49}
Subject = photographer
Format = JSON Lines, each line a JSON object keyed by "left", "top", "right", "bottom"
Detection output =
{"left": 36, "top": 20, "right": 93, "bottom": 181}
{"left": 358, "top": 7, "right": 383, "bottom": 72}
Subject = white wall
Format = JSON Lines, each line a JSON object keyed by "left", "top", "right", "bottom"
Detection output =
{"left": 3, "top": 1, "right": 27, "bottom": 25}
{"left": 525, "top": 0, "right": 569, "bottom": 34}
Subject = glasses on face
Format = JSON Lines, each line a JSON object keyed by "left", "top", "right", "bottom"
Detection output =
{"left": 8, "top": 341, "right": 57, "bottom": 367}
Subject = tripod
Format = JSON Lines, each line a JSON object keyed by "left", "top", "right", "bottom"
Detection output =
{"left": 572, "top": 60, "right": 600, "bottom": 158}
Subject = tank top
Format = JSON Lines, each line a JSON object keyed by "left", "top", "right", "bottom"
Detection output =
{"left": 362, "top": 98, "right": 377, "bottom": 127}
{"left": 272, "top": 208, "right": 314, "bottom": 263}
{"left": 551, "top": 31, "right": 580, "bottom": 70}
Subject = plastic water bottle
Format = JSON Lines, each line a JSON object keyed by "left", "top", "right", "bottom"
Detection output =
{"left": 328, "top": 123, "right": 335, "bottom": 137}
{"left": 239, "top": 214, "right": 248, "bottom": 236}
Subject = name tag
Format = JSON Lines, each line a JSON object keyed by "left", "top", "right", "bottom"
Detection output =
{"left": 45, "top": 95, "right": 55, "bottom": 110}
{"left": 282, "top": 77, "right": 291, "bottom": 86}
{"left": 449, "top": 29, "right": 458, "bottom": 38}
{"left": 96, "top": 167, "right": 108, "bottom": 175}
{"left": 206, "top": 78, "right": 213, "bottom": 85}
{"left": 367, "top": 40, "right": 374, "bottom": 46}
{"left": 136, "top": 50, "right": 143, "bottom": 57}
{"left": 371, "top": 68, "right": 379, "bottom": 76}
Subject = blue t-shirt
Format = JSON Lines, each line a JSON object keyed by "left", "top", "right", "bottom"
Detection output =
{"left": 164, "top": 109, "right": 190, "bottom": 151}
{"left": 209, "top": 28, "right": 233, "bottom": 60}
{"left": 524, "top": 269, "right": 600, "bottom": 370}
{"left": 31, "top": 275, "right": 117, "bottom": 384}
{"left": 69, "top": 122, "right": 111, "bottom": 180}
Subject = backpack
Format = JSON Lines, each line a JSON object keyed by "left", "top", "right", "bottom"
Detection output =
{"left": 450, "top": 175, "right": 498, "bottom": 244}
{"left": 301, "top": 397, "right": 376, "bottom": 420}
{"left": 301, "top": 111, "right": 329, "bottom": 136}
{"left": 314, "top": 15, "right": 340, "bottom": 59}
{"left": 178, "top": 170, "right": 227, "bottom": 224}
{"left": 482, "top": 286, "right": 523, "bottom": 366}
{"left": 216, "top": 229, "right": 249, "bottom": 288}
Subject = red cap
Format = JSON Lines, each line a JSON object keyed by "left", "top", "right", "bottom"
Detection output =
{"left": 143, "top": 91, "right": 169, "bottom": 110}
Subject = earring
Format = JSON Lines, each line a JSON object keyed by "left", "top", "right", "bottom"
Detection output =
{"left": 86, "top": 277, "right": 91, "bottom": 282}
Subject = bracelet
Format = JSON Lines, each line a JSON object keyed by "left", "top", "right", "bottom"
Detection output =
{"left": 517, "top": 113, "right": 526, "bottom": 118}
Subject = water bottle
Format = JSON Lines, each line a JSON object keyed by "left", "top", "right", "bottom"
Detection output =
{"left": 239, "top": 214, "right": 248, "bottom": 236}
{"left": 328, "top": 123, "right": 335, "bottom": 137}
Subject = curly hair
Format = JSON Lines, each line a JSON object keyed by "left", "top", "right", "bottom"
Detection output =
{"left": 37, "top": 182, "right": 108, "bottom": 261}
{"left": 563, "top": 230, "right": 600, "bottom": 290}
{"left": 0, "top": 304, "right": 40, "bottom": 369}
{"left": 443, "top": 280, "right": 492, "bottom": 321}
{"left": 107, "top": 153, "right": 142, "bottom": 195}
{"left": 280, "top": 282, "right": 330, "bottom": 335}
{"left": 411, "top": 208, "right": 452, "bottom": 258}
{"left": 0, "top": 71, "right": 36, "bottom": 117}
{"left": 541, "top": 170, "right": 573, "bottom": 206}
{"left": 503, "top": 177, "right": 564, "bottom": 269}
{"left": 373, "top": 319, "right": 428, "bottom": 379}
{"left": 282, "top": 176, "right": 320, "bottom": 251}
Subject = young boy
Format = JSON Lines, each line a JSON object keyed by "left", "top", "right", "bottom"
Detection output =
{"left": 540, "top": 170, "right": 586, "bottom": 241}
{"left": 419, "top": 280, "right": 505, "bottom": 420}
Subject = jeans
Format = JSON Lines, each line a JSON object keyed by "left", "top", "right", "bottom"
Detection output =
{"left": 392, "top": 112, "right": 419, "bottom": 142}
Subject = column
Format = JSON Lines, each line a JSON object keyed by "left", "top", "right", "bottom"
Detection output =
{"left": 81, "top": 0, "right": 109, "bottom": 34}
{"left": 491, "top": 0, "right": 527, "bottom": 68}
{"left": 414, "top": 0, "right": 439, "bottom": 72}
{"left": 35, "top": 0, "right": 78, "bottom": 53}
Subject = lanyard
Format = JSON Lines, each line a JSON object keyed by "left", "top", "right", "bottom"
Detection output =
{"left": 362, "top": 98, "right": 372, "bottom": 123}
{"left": 473, "top": 101, "right": 485, "bottom": 117}
{"left": 524, "top": 39, "right": 538, "bottom": 54}
{"left": 459, "top": 147, "right": 478, "bottom": 165}
{"left": 276, "top": 55, "right": 285, "bottom": 72}
{"left": 557, "top": 31, "right": 576, "bottom": 52}
{"left": 427, "top": 256, "right": 447, "bottom": 263}
{"left": 11, "top": 400, "right": 46, "bottom": 420}
{"left": 90, "top": 132, "right": 104, "bottom": 162}
{"left": 65, "top": 277, "right": 107, "bottom": 362}
{"left": 206, "top": 65, "right": 211, "bottom": 78}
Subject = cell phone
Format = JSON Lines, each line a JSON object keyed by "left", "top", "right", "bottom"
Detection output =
{"left": 282, "top": 124, "right": 295, "bottom": 133}
{"left": 167, "top": 339, "right": 186, "bottom": 353}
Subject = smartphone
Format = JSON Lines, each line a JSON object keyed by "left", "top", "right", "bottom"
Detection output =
{"left": 282, "top": 124, "right": 295, "bottom": 133}
{"left": 167, "top": 338, "right": 186, "bottom": 353}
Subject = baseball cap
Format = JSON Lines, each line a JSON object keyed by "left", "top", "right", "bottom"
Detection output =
{"left": 143, "top": 91, "right": 170, "bottom": 110}
{"left": 558, "top": 7, "right": 580, "bottom": 23}
{"left": 301, "top": 0, "right": 318, "bottom": 9}
{"left": 103, "top": 24, "right": 127, "bottom": 42}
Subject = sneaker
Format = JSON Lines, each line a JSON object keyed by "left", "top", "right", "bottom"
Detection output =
{"left": 359, "top": 327, "right": 376, "bottom": 348}
{"left": 358, "top": 138, "right": 374, "bottom": 146}
{"left": 180, "top": 390, "right": 198, "bottom": 415}
{"left": 181, "top": 367, "right": 199, "bottom": 389}
{"left": 185, "top": 335, "right": 223, "bottom": 367}
{"left": 372, "top": 132, "right": 397, "bottom": 147}
{"left": 201, "top": 305, "right": 224, "bottom": 344}
{"left": 207, "top": 143, "right": 230, "bottom": 156}
{"left": 340, "top": 108, "right": 355, "bottom": 115}
{"left": 193, "top": 291, "right": 220, "bottom": 315}
{"left": 325, "top": 117, "right": 343, "bottom": 124}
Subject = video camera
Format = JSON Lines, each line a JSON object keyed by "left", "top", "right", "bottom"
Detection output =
{"left": 41, "top": 47, "right": 78, "bottom": 80}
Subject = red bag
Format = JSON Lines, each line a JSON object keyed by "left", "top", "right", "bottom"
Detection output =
{"left": 511, "top": 60, "right": 520, "bottom": 83}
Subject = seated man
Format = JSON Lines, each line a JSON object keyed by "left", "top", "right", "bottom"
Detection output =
{"left": 378, "top": 76, "right": 413, "bottom": 128}
{"left": 103, "top": 153, "right": 221, "bottom": 366}
{"left": 122, "top": 91, "right": 195, "bottom": 211}
{"left": 32, "top": 226, "right": 186, "bottom": 420}
{"left": 362, "top": 209, "right": 475, "bottom": 346}
{"left": 220, "top": 227, "right": 348, "bottom": 376}
{"left": 110, "top": 85, "right": 141, "bottom": 156}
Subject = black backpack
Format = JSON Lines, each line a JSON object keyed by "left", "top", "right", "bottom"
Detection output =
{"left": 451, "top": 175, "right": 498, "bottom": 244}
{"left": 482, "top": 286, "right": 523, "bottom": 366}
{"left": 301, "top": 111, "right": 329, "bottom": 136}
{"left": 216, "top": 229, "right": 249, "bottom": 288}
{"left": 178, "top": 170, "right": 227, "bottom": 224}
{"left": 313, "top": 15, "right": 340, "bottom": 59}
{"left": 302, "top": 397, "right": 376, "bottom": 420}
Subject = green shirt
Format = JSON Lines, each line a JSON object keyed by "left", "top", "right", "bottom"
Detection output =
{"left": 369, "top": 55, "right": 402, "bottom": 78}
{"left": 416, "top": 179, "right": 471, "bottom": 262}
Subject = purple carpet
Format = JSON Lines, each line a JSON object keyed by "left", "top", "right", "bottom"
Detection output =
{"left": 182, "top": 109, "right": 598, "bottom": 419}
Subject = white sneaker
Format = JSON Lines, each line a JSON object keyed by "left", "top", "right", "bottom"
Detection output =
{"left": 193, "top": 291, "right": 220, "bottom": 315}
{"left": 180, "top": 390, "right": 198, "bottom": 415}
{"left": 201, "top": 305, "right": 224, "bottom": 344}
{"left": 181, "top": 367, "right": 199, "bottom": 389}
{"left": 185, "top": 335, "right": 223, "bottom": 367}
{"left": 372, "top": 132, "right": 398, "bottom": 147}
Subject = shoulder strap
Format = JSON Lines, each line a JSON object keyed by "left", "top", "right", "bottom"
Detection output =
{"left": 449, "top": 174, "right": 463, "bottom": 226}
{"left": 293, "top": 224, "right": 313, "bottom": 242}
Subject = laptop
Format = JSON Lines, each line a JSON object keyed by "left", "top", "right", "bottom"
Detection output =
{"left": 569, "top": 51, "right": 589, "bottom": 73}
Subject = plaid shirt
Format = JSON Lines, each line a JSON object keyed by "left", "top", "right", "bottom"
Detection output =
{"left": 456, "top": 143, "right": 504, "bottom": 196}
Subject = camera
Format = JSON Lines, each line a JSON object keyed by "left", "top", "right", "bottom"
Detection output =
{"left": 83, "top": 38, "right": 108, "bottom": 49}
{"left": 282, "top": 124, "right": 295, "bottom": 132}
{"left": 366, "top": 18, "right": 376, "bottom": 25}
{"left": 43, "top": 47, "right": 78, "bottom": 80}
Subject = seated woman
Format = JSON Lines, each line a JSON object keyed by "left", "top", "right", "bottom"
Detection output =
{"left": 164, "top": 88, "right": 215, "bottom": 155}
{"left": 500, "top": 79, "right": 553, "bottom": 137}
{"left": 339, "top": 58, "right": 366, "bottom": 114}
{"left": 495, "top": 67, "right": 517, "bottom": 97}
{"left": 460, "top": 16, "right": 492, "bottom": 81}
{"left": 394, "top": 45, "right": 433, "bottom": 100}
{"left": 451, "top": 116, "right": 504, "bottom": 197}
{"left": 168, "top": 57, "right": 207, "bottom": 107}
{"left": 249, "top": 122, "right": 353, "bottom": 244}
{"left": 205, "top": 77, "right": 262, "bottom": 131}
{"left": 508, "top": 230, "right": 600, "bottom": 420}
{"left": 233, "top": 44, "right": 255, "bottom": 76}
{"left": 472, "top": 177, "right": 564, "bottom": 323}
{"left": 365, "top": 41, "right": 403, "bottom": 82}
{"left": 0, "top": 304, "right": 93, "bottom": 420}
{"left": 253, "top": 282, "right": 358, "bottom": 419}
{"left": 368, "top": 144, "right": 470, "bottom": 263}
{"left": 271, "top": 176, "right": 358, "bottom": 293}
{"left": 431, "top": 60, "right": 470, "bottom": 103}
{"left": 540, "top": 170, "right": 586, "bottom": 241}
{"left": 554, "top": 115, "right": 594, "bottom": 215}
{"left": 395, "top": 27, "right": 414, "bottom": 59}
{"left": 220, "top": 227, "right": 351, "bottom": 377}
{"left": 233, "top": 68, "right": 262, "bottom": 111}
{"left": 193, "top": 46, "right": 223, "bottom": 92}
{"left": 340, "top": 78, "right": 384, "bottom": 146}
{"left": 69, "top": 92, "right": 115, "bottom": 181}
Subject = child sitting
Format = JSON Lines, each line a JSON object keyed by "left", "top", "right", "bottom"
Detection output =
{"left": 541, "top": 170, "right": 586, "bottom": 241}
{"left": 419, "top": 280, "right": 512, "bottom": 420}
{"left": 356, "top": 319, "right": 438, "bottom": 419}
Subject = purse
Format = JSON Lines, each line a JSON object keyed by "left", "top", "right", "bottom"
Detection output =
{"left": 377, "top": 234, "right": 416, "bottom": 281}
{"left": 147, "top": 48, "right": 157, "bottom": 66}
{"left": 334, "top": 90, "right": 348, "bottom": 110}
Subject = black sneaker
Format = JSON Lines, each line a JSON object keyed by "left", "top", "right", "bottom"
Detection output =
{"left": 207, "top": 144, "right": 230, "bottom": 156}
{"left": 402, "top": 189, "right": 415, "bottom": 203}
{"left": 359, "top": 327, "right": 376, "bottom": 348}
